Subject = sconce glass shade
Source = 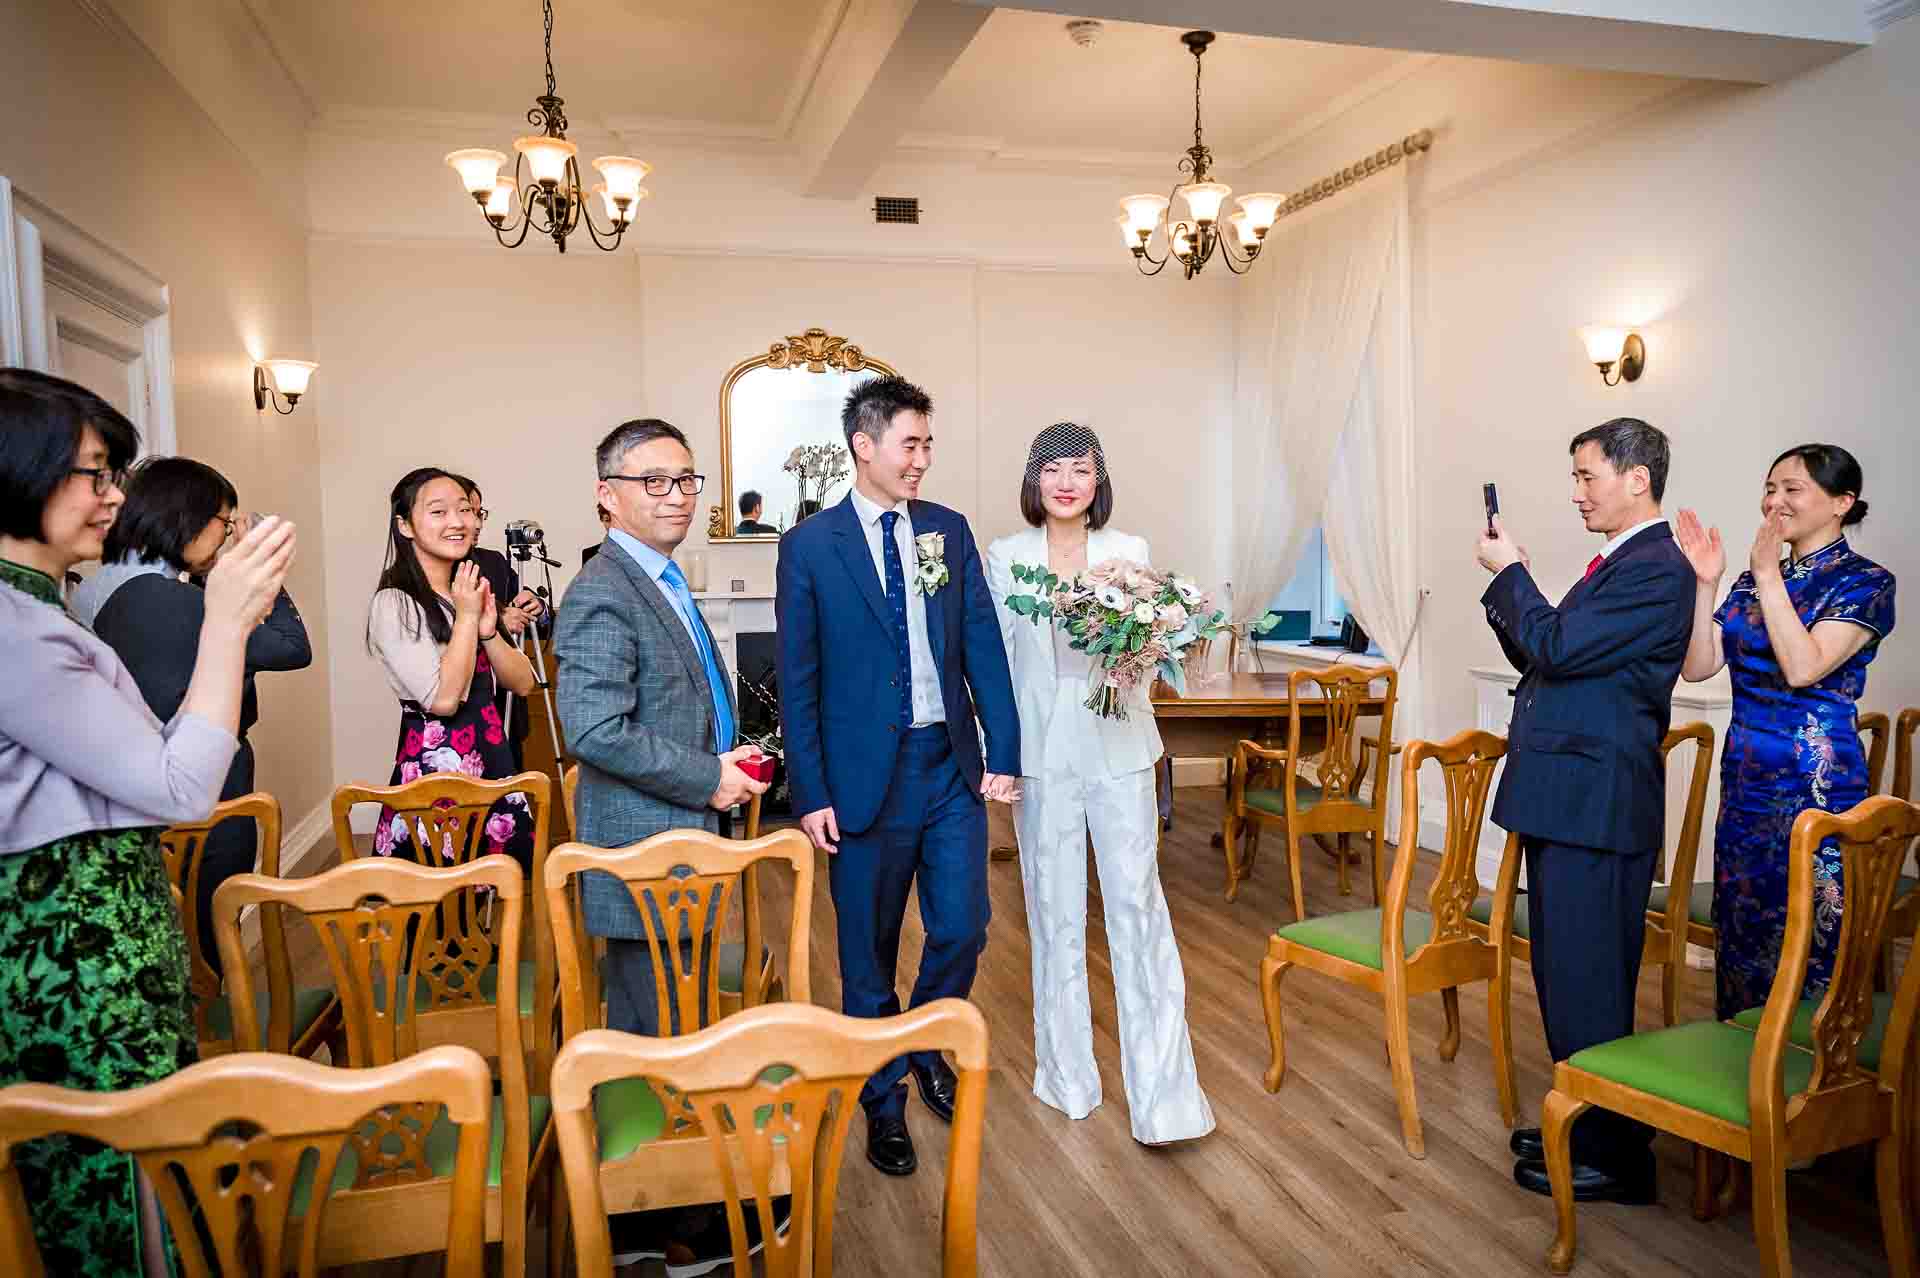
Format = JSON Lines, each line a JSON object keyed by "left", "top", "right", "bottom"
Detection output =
{"left": 1119, "top": 194, "right": 1169, "bottom": 237}
{"left": 1236, "top": 192, "right": 1284, "bottom": 231}
{"left": 445, "top": 149, "right": 508, "bottom": 197}
{"left": 484, "top": 177, "right": 519, "bottom": 223}
{"left": 262, "top": 359, "right": 317, "bottom": 398}
{"left": 1226, "top": 211, "right": 1261, "bottom": 249}
{"left": 591, "top": 156, "right": 651, "bottom": 201}
{"left": 514, "top": 135, "right": 578, "bottom": 186}
{"left": 1578, "top": 326, "right": 1629, "bottom": 365}
{"left": 1177, "top": 181, "right": 1232, "bottom": 225}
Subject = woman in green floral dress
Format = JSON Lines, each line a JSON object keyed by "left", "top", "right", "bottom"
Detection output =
{"left": 0, "top": 368, "right": 296, "bottom": 1276}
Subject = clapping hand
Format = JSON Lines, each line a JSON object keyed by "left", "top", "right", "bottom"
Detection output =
{"left": 1475, "top": 515, "right": 1529, "bottom": 575}
{"left": 203, "top": 515, "right": 295, "bottom": 631}
{"left": 1749, "top": 511, "right": 1789, "bottom": 582}
{"left": 1673, "top": 509, "right": 1725, "bottom": 586}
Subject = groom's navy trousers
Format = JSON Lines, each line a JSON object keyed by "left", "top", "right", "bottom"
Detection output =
{"left": 832, "top": 725, "right": 989, "bottom": 1118}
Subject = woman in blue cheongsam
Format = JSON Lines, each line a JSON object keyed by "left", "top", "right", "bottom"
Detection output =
{"left": 1674, "top": 443, "right": 1895, "bottom": 1020}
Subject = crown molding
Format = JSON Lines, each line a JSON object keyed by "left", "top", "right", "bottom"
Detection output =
{"left": 232, "top": 0, "right": 321, "bottom": 118}
{"left": 1242, "top": 53, "right": 1440, "bottom": 172}
{"left": 1866, "top": 0, "right": 1917, "bottom": 30}
{"left": 893, "top": 132, "right": 1202, "bottom": 177}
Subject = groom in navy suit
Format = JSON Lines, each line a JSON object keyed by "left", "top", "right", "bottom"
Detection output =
{"left": 777, "top": 374, "right": 1020, "bottom": 1176}
{"left": 1478, "top": 417, "right": 1693, "bottom": 1205}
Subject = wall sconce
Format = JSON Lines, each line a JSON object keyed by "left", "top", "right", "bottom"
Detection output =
{"left": 1577, "top": 327, "right": 1645, "bottom": 386}
{"left": 254, "top": 360, "right": 317, "bottom": 414}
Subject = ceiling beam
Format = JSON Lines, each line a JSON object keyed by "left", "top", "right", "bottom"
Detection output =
{"left": 790, "top": 0, "right": 995, "bottom": 198}
{"left": 948, "top": 0, "right": 1873, "bottom": 83}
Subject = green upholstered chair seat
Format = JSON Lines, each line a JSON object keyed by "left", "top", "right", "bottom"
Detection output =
{"left": 1566, "top": 1022, "right": 1814, "bottom": 1128}
{"left": 204, "top": 984, "right": 335, "bottom": 1044}
{"left": 1646, "top": 880, "right": 1715, "bottom": 928}
{"left": 1466, "top": 894, "right": 1532, "bottom": 938}
{"left": 1245, "top": 783, "right": 1323, "bottom": 818}
{"left": 290, "top": 1092, "right": 553, "bottom": 1215}
{"left": 592, "top": 1062, "right": 796, "bottom": 1163}
{"left": 1731, "top": 992, "right": 1894, "bottom": 1073}
{"left": 1274, "top": 908, "right": 1434, "bottom": 969}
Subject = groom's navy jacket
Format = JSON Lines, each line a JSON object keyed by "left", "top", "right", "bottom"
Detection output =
{"left": 776, "top": 494, "right": 1019, "bottom": 833}
{"left": 1483, "top": 521, "right": 1694, "bottom": 855}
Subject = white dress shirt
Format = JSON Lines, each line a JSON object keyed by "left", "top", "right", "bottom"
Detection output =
{"left": 848, "top": 486, "right": 945, "bottom": 726}
{"left": 1598, "top": 516, "right": 1668, "bottom": 561}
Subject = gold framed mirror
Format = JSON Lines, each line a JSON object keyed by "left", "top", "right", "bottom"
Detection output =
{"left": 707, "top": 327, "right": 898, "bottom": 542}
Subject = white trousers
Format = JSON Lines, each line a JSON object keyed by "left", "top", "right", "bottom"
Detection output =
{"left": 1013, "top": 764, "right": 1215, "bottom": 1143}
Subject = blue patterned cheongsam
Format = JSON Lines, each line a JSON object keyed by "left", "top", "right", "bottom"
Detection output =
{"left": 1710, "top": 537, "right": 1895, "bottom": 1020}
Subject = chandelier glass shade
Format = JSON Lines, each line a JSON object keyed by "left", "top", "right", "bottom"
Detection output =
{"left": 444, "top": 1, "right": 649, "bottom": 253}
{"left": 1119, "top": 32, "right": 1281, "bottom": 279}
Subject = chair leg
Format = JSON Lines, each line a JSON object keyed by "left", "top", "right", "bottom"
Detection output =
{"left": 1543, "top": 1089, "right": 1591, "bottom": 1276}
{"left": 1369, "top": 829, "right": 1385, "bottom": 906}
{"left": 1260, "top": 953, "right": 1293, "bottom": 1092}
{"left": 1692, "top": 1146, "right": 1720, "bottom": 1222}
{"left": 1222, "top": 812, "right": 1241, "bottom": 900}
{"left": 1750, "top": 1141, "right": 1792, "bottom": 1278}
{"left": 1487, "top": 971, "right": 1516, "bottom": 1127}
{"left": 547, "top": 1167, "right": 569, "bottom": 1278}
{"left": 1660, "top": 957, "right": 1680, "bottom": 1029}
{"left": 1286, "top": 834, "right": 1307, "bottom": 924}
{"left": 1384, "top": 988, "right": 1424, "bottom": 1158}
{"left": 1336, "top": 833, "right": 1352, "bottom": 896}
{"left": 1875, "top": 1126, "right": 1916, "bottom": 1278}
{"left": 1437, "top": 986, "right": 1462, "bottom": 1062}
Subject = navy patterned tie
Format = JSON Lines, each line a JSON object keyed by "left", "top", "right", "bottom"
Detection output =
{"left": 880, "top": 510, "right": 913, "bottom": 725}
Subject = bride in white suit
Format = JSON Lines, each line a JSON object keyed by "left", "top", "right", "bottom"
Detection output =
{"left": 985, "top": 422, "right": 1214, "bottom": 1145}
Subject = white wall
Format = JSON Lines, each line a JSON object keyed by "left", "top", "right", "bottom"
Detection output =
{"left": 308, "top": 238, "right": 1234, "bottom": 788}
{"left": 1247, "top": 22, "right": 1920, "bottom": 749}
{"left": 0, "top": 0, "right": 335, "bottom": 837}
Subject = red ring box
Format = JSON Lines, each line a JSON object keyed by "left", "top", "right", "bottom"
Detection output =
{"left": 738, "top": 753, "right": 776, "bottom": 784}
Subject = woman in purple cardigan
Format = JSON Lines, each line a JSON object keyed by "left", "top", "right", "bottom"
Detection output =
{"left": 0, "top": 368, "right": 294, "bottom": 1276}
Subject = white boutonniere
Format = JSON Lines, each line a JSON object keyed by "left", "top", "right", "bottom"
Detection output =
{"left": 912, "top": 530, "right": 949, "bottom": 596}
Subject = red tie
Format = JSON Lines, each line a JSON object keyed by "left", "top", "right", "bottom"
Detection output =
{"left": 1584, "top": 554, "right": 1604, "bottom": 580}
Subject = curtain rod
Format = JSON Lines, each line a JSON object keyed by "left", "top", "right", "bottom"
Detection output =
{"left": 1269, "top": 129, "right": 1433, "bottom": 224}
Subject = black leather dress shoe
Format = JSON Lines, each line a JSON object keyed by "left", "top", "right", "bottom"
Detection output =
{"left": 1513, "top": 1157, "right": 1656, "bottom": 1205}
{"left": 911, "top": 1056, "right": 958, "bottom": 1124}
{"left": 866, "top": 1113, "right": 917, "bottom": 1176}
{"left": 1510, "top": 1127, "right": 1543, "bottom": 1161}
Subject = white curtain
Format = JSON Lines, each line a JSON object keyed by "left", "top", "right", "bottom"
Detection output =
{"left": 1232, "top": 168, "right": 1424, "bottom": 817}
{"left": 1229, "top": 169, "right": 1404, "bottom": 619}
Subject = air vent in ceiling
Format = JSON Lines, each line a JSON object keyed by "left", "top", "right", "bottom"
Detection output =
{"left": 873, "top": 196, "right": 920, "bottom": 225}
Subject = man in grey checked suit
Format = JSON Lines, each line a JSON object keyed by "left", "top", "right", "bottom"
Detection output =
{"left": 554, "top": 417, "right": 768, "bottom": 1037}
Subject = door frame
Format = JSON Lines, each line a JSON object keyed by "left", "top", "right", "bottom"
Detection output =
{"left": 0, "top": 175, "right": 175, "bottom": 454}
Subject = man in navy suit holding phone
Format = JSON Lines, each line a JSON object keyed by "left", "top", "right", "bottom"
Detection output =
{"left": 777, "top": 374, "right": 1020, "bottom": 1177}
{"left": 1477, "top": 417, "right": 1693, "bottom": 1204}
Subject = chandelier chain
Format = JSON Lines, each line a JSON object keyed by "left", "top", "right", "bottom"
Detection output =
{"left": 542, "top": 0, "right": 557, "bottom": 98}
{"left": 1192, "top": 43, "right": 1204, "bottom": 153}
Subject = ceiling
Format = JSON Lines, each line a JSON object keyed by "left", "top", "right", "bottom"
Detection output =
{"left": 908, "top": 12, "right": 1410, "bottom": 163}
{"left": 257, "top": 0, "right": 1414, "bottom": 161}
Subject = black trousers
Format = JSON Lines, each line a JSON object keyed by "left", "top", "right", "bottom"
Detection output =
{"left": 1522, "top": 836, "right": 1659, "bottom": 1170}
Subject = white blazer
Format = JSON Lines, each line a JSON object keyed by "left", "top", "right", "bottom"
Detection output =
{"left": 985, "top": 525, "right": 1165, "bottom": 780}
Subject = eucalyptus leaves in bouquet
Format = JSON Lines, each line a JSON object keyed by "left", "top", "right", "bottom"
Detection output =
{"left": 1003, "top": 559, "right": 1227, "bottom": 720}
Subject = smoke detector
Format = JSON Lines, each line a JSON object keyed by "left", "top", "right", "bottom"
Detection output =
{"left": 1065, "top": 19, "right": 1103, "bottom": 48}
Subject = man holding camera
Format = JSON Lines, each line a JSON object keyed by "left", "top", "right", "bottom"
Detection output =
{"left": 1477, "top": 417, "right": 1693, "bottom": 1205}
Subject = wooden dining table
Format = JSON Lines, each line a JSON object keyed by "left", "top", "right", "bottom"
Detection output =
{"left": 1151, "top": 671, "right": 1391, "bottom": 851}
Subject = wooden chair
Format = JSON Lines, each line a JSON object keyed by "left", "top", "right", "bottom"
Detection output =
{"left": 0, "top": 1044, "right": 493, "bottom": 1277}
{"left": 160, "top": 791, "right": 342, "bottom": 1061}
{"left": 1470, "top": 723, "right": 1715, "bottom": 1029}
{"left": 543, "top": 830, "right": 813, "bottom": 1230}
{"left": 1861, "top": 711, "right": 1891, "bottom": 795}
{"left": 551, "top": 1000, "right": 989, "bottom": 1278}
{"left": 561, "top": 761, "right": 778, "bottom": 1016}
{"left": 333, "top": 771, "right": 557, "bottom": 1077}
{"left": 1537, "top": 796, "right": 1920, "bottom": 1277}
{"left": 1225, "top": 664, "right": 1398, "bottom": 915}
{"left": 213, "top": 855, "right": 551, "bottom": 1274}
{"left": 1259, "top": 730, "right": 1517, "bottom": 1157}
{"left": 1885, "top": 709, "right": 1918, "bottom": 988}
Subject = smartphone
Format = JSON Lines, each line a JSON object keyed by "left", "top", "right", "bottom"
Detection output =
{"left": 1482, "top": 482, "right": 1499, "bottom": 537}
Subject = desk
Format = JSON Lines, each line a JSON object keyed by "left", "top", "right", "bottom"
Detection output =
{"left": 1151, "top": 672, "right": 1390, "bottom": 851}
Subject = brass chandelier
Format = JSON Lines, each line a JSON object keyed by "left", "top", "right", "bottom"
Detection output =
{"left": 443, "top": 0, "right": 650, "bottom": 253}
{"left": 1117, "top": 31, "right": 1282, "bottom": 279}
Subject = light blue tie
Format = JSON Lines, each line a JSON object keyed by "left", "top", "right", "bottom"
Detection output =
{"left": 660, "top": 560, "right": 734, "bottom": 753}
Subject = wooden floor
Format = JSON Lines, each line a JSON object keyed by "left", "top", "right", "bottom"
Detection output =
{"left": 299, "top": 792, "right": 1907, "bottom": 1277}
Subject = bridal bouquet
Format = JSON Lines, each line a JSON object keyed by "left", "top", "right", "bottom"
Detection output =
{"left": 1004, "top": 559, "right": 1226, "bottom": 720}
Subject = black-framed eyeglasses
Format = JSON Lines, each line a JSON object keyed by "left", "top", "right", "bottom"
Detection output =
{"left": 604, "top": 473, "right": 706, "bottom": 497}
{"left": 471, "top": 507, "right": 489, "bottom": 523}
{"left": 217, "top": 514, "right": 239, "bottom": 541}
{"left": 70, "top": 466, "right": 129, "bottom": 497}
